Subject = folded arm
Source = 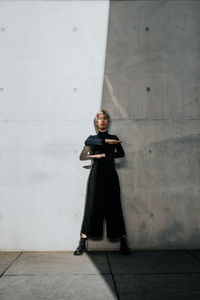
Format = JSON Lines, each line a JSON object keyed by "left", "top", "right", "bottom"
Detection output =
{"left": 105, "top": 136, "right": 125, "bottom": 159}
{"left": 85, "top": 134, "right": 125, "bottom": 159}
{"left": 85, "top": 135, "right": 106, "bottom": 146}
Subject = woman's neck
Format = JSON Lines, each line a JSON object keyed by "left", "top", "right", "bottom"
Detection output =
{"left": 97, "top": 129, "right": 108, "bottom": 135}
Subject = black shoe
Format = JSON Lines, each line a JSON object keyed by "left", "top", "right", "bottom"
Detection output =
{"left": 120, "top": 235, "right": 131, "bottom": 255}
{"left": 73, "top": 237, "right": 88, "bottom": 256}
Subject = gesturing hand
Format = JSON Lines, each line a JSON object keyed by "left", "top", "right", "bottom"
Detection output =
{"left": 105, "top": 139, "right": 122, "bottom": 144}
{"left": 87, "top": 153, "right": 106, "bottom": 159}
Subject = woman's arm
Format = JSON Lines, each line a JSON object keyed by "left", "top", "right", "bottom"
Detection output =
{"left": 85, "top": 135, "right": 106, "bottom": 146}
{"left": 85, "top": 135, "right": 125, "bottom": 159}
{"left": 105, "top": 135, "right": 125, "bottom": 159}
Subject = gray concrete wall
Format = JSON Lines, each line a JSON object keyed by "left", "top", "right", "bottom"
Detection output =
{"left": 1, "top": 0, "right": 200, "bottom": 251}
{"left": 100, "top": 1, "right": 200, "bottom": 249}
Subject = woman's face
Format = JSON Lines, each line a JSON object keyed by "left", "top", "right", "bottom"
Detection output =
{"left": 96, "top": 114, "right": 109, "bottom": 131}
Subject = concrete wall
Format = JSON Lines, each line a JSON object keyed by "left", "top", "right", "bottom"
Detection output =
{"left": 0, "top": 1, "right": 110, "bottom": 250}
{"left": 1, "top": 0, "right": 200, "bottom": 251}
{"left": 101, "top": 1, "right": 200, "bottom": 249}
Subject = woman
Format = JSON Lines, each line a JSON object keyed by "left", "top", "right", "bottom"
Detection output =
{"left": 74, "top": 109, "right": 131, "bottom": 255}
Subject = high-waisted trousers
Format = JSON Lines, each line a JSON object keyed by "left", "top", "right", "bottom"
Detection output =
{"left": 80, "top": 159, "right": 126, "bottom": 238}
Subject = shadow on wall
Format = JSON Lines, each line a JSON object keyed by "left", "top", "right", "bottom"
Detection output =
{"left": 79, "top": 145, "right": 93, "bottom": 169}
{"left": 74, "top": 1, "right": 200, "bottom": 298}
{"left": 100, "top": 0, "right": 200, "bottom": 250}
{"left": 76, "top": 0, "right": 200, "bottom": 255}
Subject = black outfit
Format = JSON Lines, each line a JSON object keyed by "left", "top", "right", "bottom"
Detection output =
{"left": 80, "top": 130, "right": 127, "bottom": 239}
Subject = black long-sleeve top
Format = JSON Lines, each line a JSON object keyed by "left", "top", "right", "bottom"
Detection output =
{"left": 84, "top": 130, "right": 125, "bottom": 163}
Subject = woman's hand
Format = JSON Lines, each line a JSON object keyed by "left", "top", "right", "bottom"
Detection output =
{"left": 86, "top": 153, "right": 106, "bottom": 159}
{"left": 105, "top": 139, "right": 122, "bottom": 144}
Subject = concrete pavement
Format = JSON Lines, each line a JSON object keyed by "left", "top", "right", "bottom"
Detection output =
{"left": 0, "top": 250, "right": 200, "bottom": 300}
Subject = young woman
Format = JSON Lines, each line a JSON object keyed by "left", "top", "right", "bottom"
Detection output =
{"left": 74, "top": 109, "right": 131, "bottom": 255}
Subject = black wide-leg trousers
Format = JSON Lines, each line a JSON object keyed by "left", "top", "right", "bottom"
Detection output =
{"left": 80, "top": 160, "right": 126, "bottom": 238}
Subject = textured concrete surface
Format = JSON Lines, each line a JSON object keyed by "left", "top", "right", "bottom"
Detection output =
{"left": 0, "top": 0, "right": 200, "bottom": 252}
{"left": 1, "top": 250, "right": 200, "bottom": 300}
{"left": 100, "top": 0, "right": 200, "bottom": 250}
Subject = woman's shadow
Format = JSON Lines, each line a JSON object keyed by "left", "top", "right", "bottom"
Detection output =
{"left": 79, "top": 145, "right": 94, "bottom": 169}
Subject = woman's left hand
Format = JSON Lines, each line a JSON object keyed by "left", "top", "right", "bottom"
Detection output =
{"left": 86, "top": 153, "right": 106, "bottom": 159}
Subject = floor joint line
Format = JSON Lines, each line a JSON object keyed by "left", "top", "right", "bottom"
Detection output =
{"left": 186, "top": 250, "right": 200, "bottom": 262}
{"left": 0, "top": 252, "right": 23, "bottom": 278}
{"left": 105, "top": 251, "right": 120, "bottom": 300}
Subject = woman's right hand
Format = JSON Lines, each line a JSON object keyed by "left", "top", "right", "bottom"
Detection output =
{"left": 87, "top": 153, "right": 105, "bottom": 159}
{"left": 105, "top": 139, "right": 122, "bottom": 144}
